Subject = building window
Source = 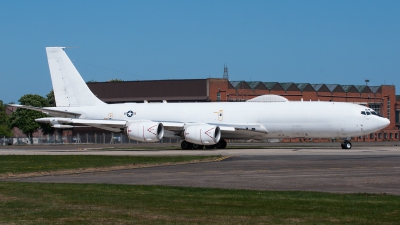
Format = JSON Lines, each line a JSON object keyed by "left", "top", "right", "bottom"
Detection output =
{"left": 396, "top": 110, "right": 399, "bottom": 124}
{"left": 390, "top": 133, "right": 393, "bottom": 139}
{"left": 387, "top": 98, "right": 390, "bottom": 120}
{"left": 370, "top": 133, "right": 374, "bottom": 139}
{"left": 216, "top": 92, "right": 221, "bottom": 101}
{"left": 369, "top": 104, "right": 381, "bottom": 115}
{"left": 384, "top": 133, "right": 388, "bottom": 139}
{"left": 379, "top": 133, "right": 382, "bottom": 139}
{"left": 396, "top": 133, "right": 399, "bottom": 139}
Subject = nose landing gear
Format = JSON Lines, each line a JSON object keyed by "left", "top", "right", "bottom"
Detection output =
{"left": 341, "top": 140, "right": 352, "bottom": 149}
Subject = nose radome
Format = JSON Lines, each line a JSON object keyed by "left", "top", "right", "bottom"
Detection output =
{"left": 380, "top": 118, "right": 390, "bottom": 129}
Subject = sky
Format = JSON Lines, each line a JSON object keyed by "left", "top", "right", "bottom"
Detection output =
{"left": 1, "top": 0, "right": 399, "bottom": 104}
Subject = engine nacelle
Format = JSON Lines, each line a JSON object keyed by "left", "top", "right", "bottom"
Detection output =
{"left": 126, "top": 121, "right": 164, "bottom": 142}
{"left": 184, "top": 124, "right": 221, "bottom": 145}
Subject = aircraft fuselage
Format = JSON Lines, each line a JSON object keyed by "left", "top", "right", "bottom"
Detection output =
{"left": 49, "top": 100, "right": 389, "bottom": 140}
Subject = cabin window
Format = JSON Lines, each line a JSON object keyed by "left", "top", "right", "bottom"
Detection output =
{"left": 361, "top": 111, "right": 366, "bottom": 115}
{"left": 366, "top": 111, "right": 371, "bottom": 115}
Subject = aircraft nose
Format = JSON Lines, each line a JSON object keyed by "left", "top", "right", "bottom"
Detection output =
{"left": 379, "top": 118, "right": 390, "bottom": 129}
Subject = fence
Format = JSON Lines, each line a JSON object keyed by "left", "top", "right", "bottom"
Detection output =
{"left": 1, "top": 133, "right": 182, "bottom": 145}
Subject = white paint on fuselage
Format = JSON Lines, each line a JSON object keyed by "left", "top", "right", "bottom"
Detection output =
{"left": 49, "top": 101, "right": 389, "bottom": 139}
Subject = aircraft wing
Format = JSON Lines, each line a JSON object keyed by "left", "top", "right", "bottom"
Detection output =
{"left": 218, "top": 123, "right": 269, "bottom": 140}
{"left": 69, "top": 119, "right": 127, "bottom": 132}
{"left": 160, "top": 121, "right": 268, "bottom": 140}
{"left": 35, "top": 117, "right": 127, "bottom": 132}
{"left": 34, "top": 117, "right": 268, "bottom": 139}
{"left": 8, "top": 104, "right": 81, "bottom": 117}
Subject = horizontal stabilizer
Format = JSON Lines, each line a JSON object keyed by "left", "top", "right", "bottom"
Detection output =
{"left": 8, "top": 104, "right": 81, "bottom": 117}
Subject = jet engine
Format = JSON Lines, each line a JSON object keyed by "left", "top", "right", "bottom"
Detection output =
{"left": 126, "top": 121, "right": 164, "bottom": 142}
{"left": 184, "top": 124, "right": 221, "bottom": 145}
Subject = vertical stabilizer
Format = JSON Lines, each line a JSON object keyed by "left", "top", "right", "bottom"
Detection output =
{"left": 46, "top": 47, "right": 105, "bottom": 107}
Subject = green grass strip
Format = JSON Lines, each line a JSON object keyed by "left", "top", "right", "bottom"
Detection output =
{"left": 0, "top": 182, "right": 399, "bottom": 224}
{"left": 0, "top": 155, "right": 220, "bottom": 175}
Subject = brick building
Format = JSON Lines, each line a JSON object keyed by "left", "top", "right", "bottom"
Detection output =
{"left": 87, "top": 78, "right": 400, "bottom": 142}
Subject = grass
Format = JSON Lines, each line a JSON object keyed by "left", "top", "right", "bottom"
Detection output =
{"left": 0, "top": 182, "right": 399, "bottom": 224}
{"left": 0, "top": 155, "right": 399, "bottom": 224}
{"left": 0, "top": 155, "right": 220, "bottom": 175}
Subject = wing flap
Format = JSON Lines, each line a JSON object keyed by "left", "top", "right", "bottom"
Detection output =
{"left": 35, "top": 117, "right": 127, "bottom": 132}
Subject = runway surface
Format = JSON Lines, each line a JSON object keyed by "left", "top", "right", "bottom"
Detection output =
{"left": 2, "top": 144, "right": 400, "bottom": 195}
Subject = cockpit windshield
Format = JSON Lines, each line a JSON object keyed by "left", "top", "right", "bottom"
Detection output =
{"left": 361, "top": 109, "right": 382, "bottom": 117}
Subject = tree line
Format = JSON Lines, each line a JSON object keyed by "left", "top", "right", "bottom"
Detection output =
{"left": 1, "top": 79, "right": 122, "bottom": 142}
{"left": 0, "top": 90, "right": 55, "bottom": 143}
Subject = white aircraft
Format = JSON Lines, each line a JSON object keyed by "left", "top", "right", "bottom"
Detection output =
{"left": 11, "top": 47, "right": 390, "bottom": 149}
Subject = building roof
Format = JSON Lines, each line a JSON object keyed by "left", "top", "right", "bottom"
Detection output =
{"left": 229, "top": 81, "right": 386, "bottom": 94}
{"left": 246, "top": 81, "right": 267, "bottom": 90}
{"left": 229, "top": 81, "right": 251, "bottom": 89}
{"left": 263, "top": 82, "right": 284, "bottom": 91}
{"left": 87, "top": 78, "right": 389, "bottom": 103}
{"left": 341, "top": 85, "right": 356, "bottom": 93}
{"left": 369, "top": 86, "right": 382, "bottom": 94}
{"left": 295, "top": 83, "right": 315, "bottom": 92}
{"left": 279, "top": 83, "right": 300, "bottom": 91}
{"left": 88, "top": 79, "right": 209, "bottom": 103}
{"left": 311, "top": 84, "right": 330, "bottom": 92}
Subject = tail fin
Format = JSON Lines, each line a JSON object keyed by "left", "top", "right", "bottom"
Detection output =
{"left": 46, "top": 47, "right": 105, "bottom": 107}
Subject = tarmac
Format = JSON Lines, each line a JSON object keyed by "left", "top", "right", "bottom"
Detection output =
{"left": 1, "top": 142, "right": 400, "bottom": 195}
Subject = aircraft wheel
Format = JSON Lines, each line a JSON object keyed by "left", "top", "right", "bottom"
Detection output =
{"left": 341, "top": 141, "right": 352, "bottom": 149}
{"left": 181, "top": 141, "right": 193, "bottom": 150}
{"left": 216, "top": 139, "right": 227, "bottom": 149}
{"left": 192, "top": 144, "right": 204, "bottom": 150}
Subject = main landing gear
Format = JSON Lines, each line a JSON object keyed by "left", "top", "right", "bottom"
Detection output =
{"left": 341, "top": 140, "right": 352, "bottom": 149}
{"left": 181, "top": 139, "right": 227, "bottom": 150}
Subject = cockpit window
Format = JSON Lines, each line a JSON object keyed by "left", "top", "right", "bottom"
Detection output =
{"left": 363, "top": 108, "right": 383, "bottom": 117}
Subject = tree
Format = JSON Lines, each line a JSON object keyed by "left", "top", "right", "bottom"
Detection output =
{"left": 8, "top": 94, "right": 53, "bottom": 143}
{"left": 47, "top": 90, "right": 56, "bottom": 107}
{"left": 0, "top": 100, "right": 12, "bottom": 137}
{"left": 107, "top": 78, "right": 123, "bottom": 82}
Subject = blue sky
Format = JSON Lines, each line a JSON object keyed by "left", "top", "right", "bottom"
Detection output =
{"left": 1, "top": 0, "right": 399, "bottom": 103}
